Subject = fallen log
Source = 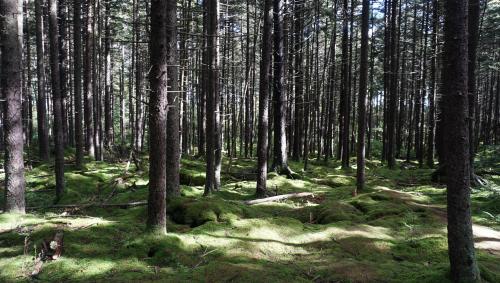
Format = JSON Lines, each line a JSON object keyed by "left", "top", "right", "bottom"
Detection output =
{"left": 27, "top": 201, "right": 147, "bottom": 210}
{"left": 244, "top": 192, "right": 314, "bottom": 205}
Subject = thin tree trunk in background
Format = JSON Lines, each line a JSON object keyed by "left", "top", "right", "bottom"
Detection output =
{"left": 84, "top": 0, "right": 95, "bottom": 158}
{"left": 48, "top": 0, "right": 65, "bottom": 202}
{"left": 104, "top": 0, "right": 112, "bottom": 149}
{"left": 442, "top": 0, "right": 480, "bottom": 280}
{"left": 468, "top": 0, "right": 480, "bottom": 180}
{"left": 58, "top": 0, "right": 68, "bottom": 147}
{"left": 292, "top": 0, "right": 304, "bottom": 161}
{"left": 73, "top": 0, "right": 84, "bottom": 168}
{"left": 35, "top": 0, "right": 50, "bottom": 161}
{"left": 1, "top": 0, "right": 26, "bottom": 213}
{"left": 356, "top": 0, "right": 370, "bottom": 195}
{"left": 204, "top": 0, "right": 220, "bottom": 195}
{"left": 271, "top": 0, "right": 291, "bottom": 175}
{"left": 325, "top": 0, "right": 338, "bottom": 163}
{"left": 166, "top": 0, "right": 180, "bottom": 197}
{"left": 256, "top": 0, "right": 272, "bottom": 198}
{"left": 387, "top": 0, "right": 398, "bottom": 169}
{"left": 340, "top": 0, "right": 350, "bottom": 169}
{"left": 426, "top": 0, "right": 438, "bottom": 168}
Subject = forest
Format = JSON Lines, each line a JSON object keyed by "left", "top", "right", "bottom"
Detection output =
{"left": 0, "top": 0, "right": 499, "bottom": 281}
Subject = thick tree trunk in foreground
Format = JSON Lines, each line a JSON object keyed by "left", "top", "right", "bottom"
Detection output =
{"left": 1, "top": 0, "right": 26, "bottom": 213}
{"left": 256, "top": 0, "right": 273, "bottom": 197}
{"left": 35, "top": 0, "right": 50, "bottom": 161}
{"left": 147, "top": 0, "right": 168, "bottom": 234}
{"left": 48, "top": 0, "right": 65, "bottom": 202}
{"left": 356, "top": 0, "right": 370, "bottom": 195}
{"left": 442, "top": 0, "right": 480, "bottom": 281}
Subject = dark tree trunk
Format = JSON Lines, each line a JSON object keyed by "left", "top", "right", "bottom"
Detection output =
{"left": 256, "top": 0, "right": 273, "bottom": 197}
{"left": 387, "top": 0, "right": 398, "bottom": 169}
{"left": 1, "top": 0, "right": 26, "bottom": 213}
{"left": 147, "top": 0, "right": 168, "bottom": 234}
{"left": 468, "top": 0, "right": 480, "bottom": 179}
{"left": 292, "top": 0, "right": 304, "bottom": 161}
{"left": 442, "top": 0, "right": 480, "bottom": 281}
{"left": 104, "top": 0, "right": 112, "bottom": 149}
{"left": 271, "top": 0, "right": 291, "bottom": 175}
{"left": 340, "top": 0, "right": 350, "bottom": 168}
{"left": 35, "top": 0, "right": 50, "bottom": 161}
{"left": 48, "top": 0, "right": 65, "bottom": 202}
{"left": 324, "top": 0, "right": 338, "bottom": 163}
{"left": 426, "top": 0, "right": 438, "bottom": 168}
{"left": 58, "top": 0, "right": 68, "bottom": 147}
{"left": 73, "top": 0, "right": 84, "bottom": 168}
{"left": 356, "top": 0, "right": 370, "bottom": 194}
{"left": 204, "top": 0, "right": 220, "bottom": 195}
{"left": 166, "top": 0, "right": 180, "bottom": 197}
{"left": 84, "top": 0, "right": 95, "bottom": 158}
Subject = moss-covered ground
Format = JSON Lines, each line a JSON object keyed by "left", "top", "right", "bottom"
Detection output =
{"left": 1, "top": 147, "right": 499, "bottom": 282}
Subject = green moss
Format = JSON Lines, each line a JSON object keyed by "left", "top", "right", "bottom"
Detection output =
{"left": 166, "top": 197, "right": 247, "bottom": 227}
{"left": 313, "top": 201, "right": 363, "bottom": 223}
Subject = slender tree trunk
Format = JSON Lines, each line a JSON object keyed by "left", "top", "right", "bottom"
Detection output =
{"left": 356, "top": 0, "right": 370, "bottom": 195}
{"left": 1, "top": 0, "right": 26, "bottom": 213}
{"left": 166, "top": 0, "right": 180, "bottom": 197}
{"left": 204, "top": 0, "right": 220, "bottom": 195}
{"left": 84, "top": 0, "right": 95, "bottom": 158}
{"left": 58, "top": 0, "right": 68, "bottom": 147}
{"left": 48, "top": 0, "right": 65, "bottom": 202}
{"left": 442, "top": 0, "right": 480, "bottom": 281}
{"left": 271, "top": 0, "right": 291, "bottom": 175}
{"left": 387, "top": 0, "right": 398, "bottom": 169}
{"left": 256, "top": 0, "right": 273, "bottom": 198}
{"left": 468, "top": 0, "right": 480, "bottom": 180}
{"left": 35, "top": 0, "right": 50, "bottom": 161}
{"left": 73, "top": 0, "right": 84, "bottom": 167}
{"left": 340, "top": 0, "right": 350, "bottom": 169}
{"left": 104, "top": 0, "right": 112, "bottom": 149}
{"left": 426, "top": 0, "right": 438, "bottom": 168}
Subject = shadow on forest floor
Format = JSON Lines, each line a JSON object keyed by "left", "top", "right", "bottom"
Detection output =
{"left": 0, "top": 146, "right": 499, "bottom": 282}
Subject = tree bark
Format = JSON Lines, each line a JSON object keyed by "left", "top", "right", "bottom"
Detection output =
{"left": 356, "top": 0, "right": 370, "bottom": 194}
{"left": 1, "top": 0, "right": 26, "bottom": 213}
{"left": 256, "top": 0, "right": 272, "bottom": 197}
{"left": 147, "top": 0, "right": 168, "bottom": 234}
{"left": 35, "top": 0, "right": 50, "bottom": 161}
{"left": 166, "top": 0, "right": 180, "bottom": 197}
{"left": 84, "top": 0, "right": 95, "bottom": 158}
{"left": 442, "top": 0, "right": 480, "bottom": 281}
{"left": 48, "top": 0, "right": 65, "bottom": 202}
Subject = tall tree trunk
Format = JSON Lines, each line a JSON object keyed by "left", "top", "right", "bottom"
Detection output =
{"left": 35, "top": 0, "right": 50, "bottom": 161}
{"left": 204, "top": 0, "right": 220, "bottom": 195}
{"left": 73, "top": 0, "right": 84, "bottom": 168}
{"left": 166, "top": 0, "right": 180, "bottom": 197}
{"left": 271, "top": 0, "right": 291, "bottom": 175}
{"left": 387, "top": 0, "right": 398, "bottom": 169}
{"left": 468, "top": 0, "right": 480, "bottom": 181}
{"left": 442, "top": 0, "right": 480, "bottom": 281}
{"left": 104, "top": 0, "right": 112, "bottom": 149}
{"left": 1, "top": 0, "right": 26, "bottom": 213}
{"left": 426, "top": 0, "right": 438, "bottom": 168}
{"left": 147, "top": 0, "right": 169, "bottom": 234}
{"left": 58, "top": 0, "right": 68, "bottom": 146}
{"left": 356, "top": 0, "right": 370, "bottom": 195}
{"left": 256, "top": 0, "right": 272, "bottom": 198}
{"left": 84, "top": 0, "right": 95, "bottom": 158}
{"left": 292, "top": 0, "right": 304, "bottom": 161}
{"left": 48, "top": 0, "right": 65, "bottom": 202}
{"left": 340, "top": 0, "right": 350, "bottom": 169}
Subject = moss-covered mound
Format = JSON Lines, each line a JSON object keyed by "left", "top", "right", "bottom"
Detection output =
{"left": 166, "top": 197, "right": 248, "bottom": 227}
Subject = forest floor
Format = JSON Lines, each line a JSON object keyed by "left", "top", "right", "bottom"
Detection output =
{"left": 0, "top": 147, "right": 499, "bottom": 282}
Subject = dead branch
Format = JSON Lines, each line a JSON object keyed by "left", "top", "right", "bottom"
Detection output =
{"left": 244, "top": 192, "right": 314, "bottom": 205}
